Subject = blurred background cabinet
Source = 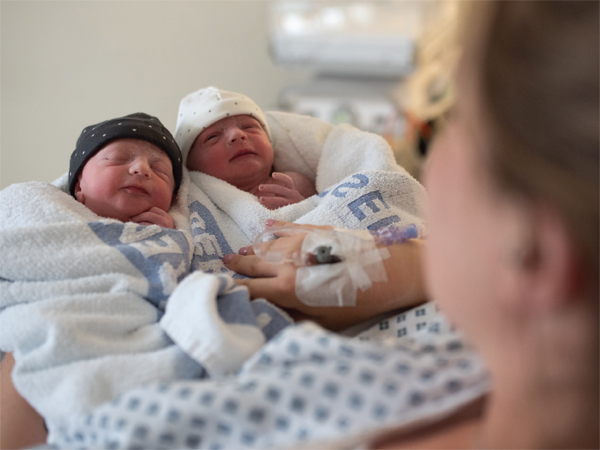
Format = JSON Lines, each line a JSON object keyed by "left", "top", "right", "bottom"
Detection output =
{"left": 269, "top": 0, "right": 459, "bottom": 179}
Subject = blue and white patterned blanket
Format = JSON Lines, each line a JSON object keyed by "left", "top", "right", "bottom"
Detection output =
{"left": 51, "top": 304, "right": 489, "bottom": 449}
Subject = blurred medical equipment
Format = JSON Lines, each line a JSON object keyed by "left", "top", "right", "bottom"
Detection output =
{"left": 269, "top": 1, "right": 459, "bottom": 179}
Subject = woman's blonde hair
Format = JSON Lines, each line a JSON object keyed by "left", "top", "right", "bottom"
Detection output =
{"left": 477, "top": 1, "right": 599, "bottom": 291}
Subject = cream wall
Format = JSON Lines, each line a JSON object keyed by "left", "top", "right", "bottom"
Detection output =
{"left": 0, "top": 0, "right": 310, "bottom": 189}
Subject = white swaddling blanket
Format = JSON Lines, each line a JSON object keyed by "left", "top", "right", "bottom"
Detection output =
{"left": 0, "top": 181, "right": 292, "bottom": 430}
{"left": 175, "top": 111, "right": 427, "bottom": 276}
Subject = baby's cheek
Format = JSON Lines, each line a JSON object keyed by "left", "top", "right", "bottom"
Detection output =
{"left": 156, "top": 189, "right": 174, "bottom": 211}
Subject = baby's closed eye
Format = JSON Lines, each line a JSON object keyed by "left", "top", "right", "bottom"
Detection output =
{"left": 151, "top": 163, "right": 170, "bottom": 175}
{"left": 105, "top": 156, "right": 129, "bottom": 164}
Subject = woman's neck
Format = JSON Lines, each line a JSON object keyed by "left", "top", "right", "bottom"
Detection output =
{"left": 480, "top": 300, "right": 599, "bottom": 449}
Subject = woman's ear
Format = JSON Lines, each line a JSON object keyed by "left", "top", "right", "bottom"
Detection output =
{"left": 74, "top": 176, "right": 85, "bottom": 203}
{"left": 505, "top": 203, "right": 582, "bottom": 315}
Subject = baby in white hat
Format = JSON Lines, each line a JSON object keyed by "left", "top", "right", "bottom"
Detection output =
{"left": 175, "top": 87, "right": 316, "bottom": 209}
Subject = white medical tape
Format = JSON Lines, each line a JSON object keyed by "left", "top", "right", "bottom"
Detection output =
{"left": 295, "top": 229, "right": 390, "bottom": 307}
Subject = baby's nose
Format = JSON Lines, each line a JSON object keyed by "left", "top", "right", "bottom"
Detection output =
{"left": 227, "top": 126, "right": 247, "bottom": 143}
{"left": 130, "top": 159, "right": 151, "bottom": 177}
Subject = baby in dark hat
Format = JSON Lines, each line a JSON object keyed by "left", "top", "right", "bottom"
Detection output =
{"left": 69, "top": 113, "right": 183, "bottom": 228}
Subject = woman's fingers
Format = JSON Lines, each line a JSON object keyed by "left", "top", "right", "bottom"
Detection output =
{"left": 237, "top": 220, "right": 335, "bottom": 259}
{"left": 234, "top": 277, "right": 291, "bottom": 305}
{"left": 223, "top": 254, "right": 280, "bottom": 278}
{"left": 257, "top": 233, "right": 306, "bottom": 253}
{"left": 266, "top": 219, "right": 292, "bottom": 228}
{"left": 238, "top": 245, "right": 256, "bottom": 256}
{"left": 234, "top": 268, "right": 299, "bottom": 308}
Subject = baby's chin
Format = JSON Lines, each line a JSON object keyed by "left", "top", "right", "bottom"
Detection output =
{"left": 99, "top": 208, "right": 146, "bottom": 224}
{"left": 115, "top": 202, "right": 168, "bottom": 223}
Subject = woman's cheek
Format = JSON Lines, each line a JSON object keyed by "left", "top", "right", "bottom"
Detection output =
{"left": 422, "top": 128, "right": 476, "bottom": 315}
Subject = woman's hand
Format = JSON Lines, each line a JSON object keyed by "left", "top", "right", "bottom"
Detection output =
{"left": 1, "top": 353, "right": 48, "bottom": 449}
{"left": 223, "top": 221, "right": 428, "bottom": 331}
{"left": 225, "top": 248, "right": 367, "bottom": 330}
{"left": 131, "top": 207, "right": 175, "bottom": 229}
{"left": 225, "top": 221, "right": 331, "bottom": 315}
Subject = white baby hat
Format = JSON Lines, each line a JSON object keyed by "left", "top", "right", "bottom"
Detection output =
{"left": 175, "top": 86, "right": 272, "bottom": 163}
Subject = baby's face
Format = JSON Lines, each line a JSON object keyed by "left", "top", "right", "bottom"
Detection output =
{"left": 186, "top": 115, "right": 274, "bottom": 188}
{"left": 74, "top": 139, "right": 175, "bottom": 222}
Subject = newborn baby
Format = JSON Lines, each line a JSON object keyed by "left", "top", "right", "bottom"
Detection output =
{"left": 175, "top": 86, "right": 316, "bottom": 210}
{"left": 69, "top": 113, "right": 182, "bottom": 228}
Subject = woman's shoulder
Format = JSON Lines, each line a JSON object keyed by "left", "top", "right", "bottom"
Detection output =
{"left": 371, "top": 397, "right": 485, "bottom": 450}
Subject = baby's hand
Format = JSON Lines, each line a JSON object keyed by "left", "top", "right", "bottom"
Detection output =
{"left": 131, "top": 207, "right": 175, "bottom": 229}
{"left": 258, "top": 172, "right": 305, "bottom": 210}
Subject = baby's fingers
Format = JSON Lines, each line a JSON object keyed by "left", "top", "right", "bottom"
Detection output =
{"left": 258, "top": 183, "right": 289, "bottom": 197}
{"left": 130, "top": 208, "right": 174, "bottom": 229}
{"left": 259, "top": 196, "right": 292, "bottom": 209}
{"left": 270, "top": 172, "right": 295, "bottom": 189}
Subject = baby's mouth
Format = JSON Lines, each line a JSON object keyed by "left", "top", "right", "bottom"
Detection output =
{"left": 230, "top": 150, "right": 256, "bottom": 161}
{"left": 123, "top": 185, "right": 149, "bottom": 195}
